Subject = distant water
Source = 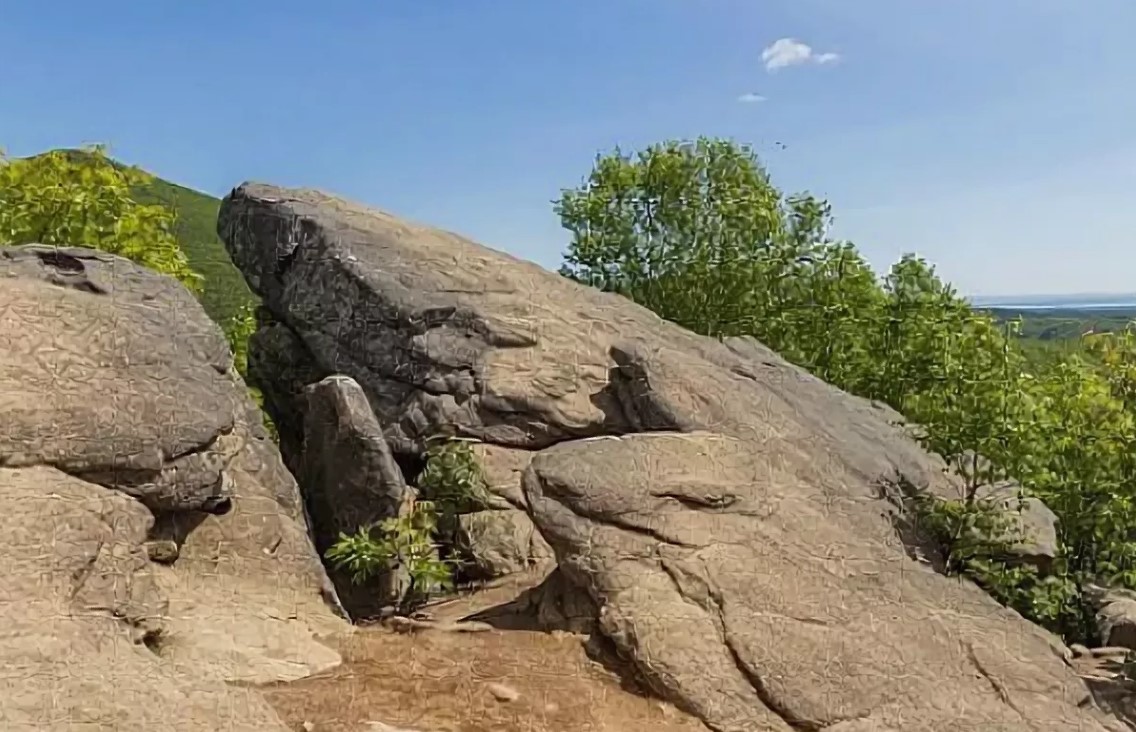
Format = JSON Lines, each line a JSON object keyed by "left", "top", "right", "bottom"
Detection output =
{"left": 981, "top": 302, "right": 1136, "bottom": 311}
{"left": 969, "top": 294, "right": 1136, "bottom": 311}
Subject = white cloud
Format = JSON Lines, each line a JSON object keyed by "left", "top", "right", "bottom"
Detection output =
{"left": 761, "top": 38, "right": 841, "bottom": 71}
{"left": 737, "top": 92, "right": 767, "bottom": 103}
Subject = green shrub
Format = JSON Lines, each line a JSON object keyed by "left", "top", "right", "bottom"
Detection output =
{"left": 417, "top": 439, "right": 492, "bottom": 513}
{"left": 0, "top": 144, "right": 202, "bottom": 291}
{"left": 913, "top": 493, "right": 1093, "bottom": 641}
{"left": 324, "top": 438, "right": 489, "bottom": 611}
{"left": 220, "top": 303, "right": 279, "bottom": 442}
{"left": 325, "top": 500, "right": 455, "bottom": 607}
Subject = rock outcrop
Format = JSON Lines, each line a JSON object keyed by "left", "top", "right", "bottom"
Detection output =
{"left": 1090, "top": 586, "right": 1136, "bottom": 653}
{"left": 219, "top": 184, "right": 1127, "bottom": 731}
{"left": 298, "top": 374, "right": 414, "bottom": 611}
{"left": 0, "top": 245, "right": 345, "bottom": 730}
{"left": 456, "top": 444, "right": 555, "bottom": 578}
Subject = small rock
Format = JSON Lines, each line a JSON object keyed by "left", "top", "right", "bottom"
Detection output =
{"left": 301, "top": 722, "right": 315, "bottom": 732}
{"left": 144, "top": 539, "right": 179, "bottom": 564}
{"left": 386, "top": 616, "right": 433, "bottom": 634}
{"left": 448, "top": 620, "right": 494, "bottom": 633}
{"left": 362, "top": 723, "right": 424, "bottom": 732}
{"left": 486, "top": 681, "right": 520, "bottom": 703}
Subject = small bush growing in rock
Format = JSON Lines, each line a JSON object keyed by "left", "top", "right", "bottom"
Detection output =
{"left": 417, "top": 439, "right": 492, "bottom": 514}
{"left": 326, "top": 499, "right": 455, "bottom": 607}
{"left": 325, "top": 438, "right": 490, "bottom": 611}
{"left": 221, "top": 303, "right": 279, "bottom": 442}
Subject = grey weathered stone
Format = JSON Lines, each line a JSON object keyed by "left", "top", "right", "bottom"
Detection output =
{"left": 974, "top": 479, "right": 1060, "bottom": 571}
{"left": 0, "top": 244, "right": 345, "bottom": 729}
{"left": 456, "top": 508, "right": 555, "bottom": 579}
{"left": 219, "top": 184, "right": 1128, "bottom": 732}
{"left": 298, "top": 374, "right": 414, "bottom": 610}
{"left": 1095, "top": 588, "right": 1136, "bottom": 652}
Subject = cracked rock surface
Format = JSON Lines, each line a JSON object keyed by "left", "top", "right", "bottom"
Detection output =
{"left": 0, "top": 245, "right": 344, "bottom": 730}
{"left": 220, "top": 184, "right": 1127, "bottom": 731}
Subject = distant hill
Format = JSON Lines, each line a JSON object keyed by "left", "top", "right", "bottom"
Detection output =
{"left": 978, "top": 303, "right": 1136, "bottom": 364}
{"left": 129, "top": 174, "right": 257, "bottom": 324}
{"left": 980, "top": 305, "right": 1136, "bottom": 341}
{"left": 42, "top": 149, "right": 256, "bottom": 326}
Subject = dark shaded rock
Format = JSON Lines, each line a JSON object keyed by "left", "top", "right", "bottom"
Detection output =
{"left": 299, "top": 374, "right": 413, "bottom": 613}
{"left": 463, "top": 567, "right": 598, "bottom": 635}
{"left": 1091, "top": 588, "right": 1136, "bottom": 652}
{"left": 218, "top": 184, "right": 632, "bottom": 453}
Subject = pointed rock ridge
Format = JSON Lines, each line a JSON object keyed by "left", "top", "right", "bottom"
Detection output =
{"left": 218, "top": 183, "right": 1127, "bottom": 731}
{"left": 0, "top": 244, "right": 345, "bottom": 730}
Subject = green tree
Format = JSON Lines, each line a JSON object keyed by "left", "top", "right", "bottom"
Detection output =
{"left": 0, "top": 144, "right": 202, "bottom": 291}
{"left": 556, "top": 136, "right": 1136, "bottom": 644}
{"left": 556, "top": 137, "right": 835, "bottom": 340}
{"left": 773, "top": 241, "right": 885, "bottom": 393}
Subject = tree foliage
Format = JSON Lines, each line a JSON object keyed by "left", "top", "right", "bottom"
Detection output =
{"left": 557, "top": 137, "right": 1136, "bottom": 643}
{"left": 0, "top": 144, "right": 201, "bottom": 291}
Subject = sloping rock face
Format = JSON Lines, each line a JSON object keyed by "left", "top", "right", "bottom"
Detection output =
{"left": 0, "top": 245, "right": 345, "bottom": 730}
{"left": 219, "top": 184, "right": 1126, "bottom": 731}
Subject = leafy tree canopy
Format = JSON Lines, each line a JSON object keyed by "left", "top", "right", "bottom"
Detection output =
{"left": 0, "top": 144, "right": 202, "bottom": 291}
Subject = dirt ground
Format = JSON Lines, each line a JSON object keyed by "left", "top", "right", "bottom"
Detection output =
{"left": 261, "top": 574, "right": 708, "bottom": 732}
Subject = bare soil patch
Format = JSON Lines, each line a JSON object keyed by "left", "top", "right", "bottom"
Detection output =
{"left": 261, "top": 575, "right": 708, "bottom": 732}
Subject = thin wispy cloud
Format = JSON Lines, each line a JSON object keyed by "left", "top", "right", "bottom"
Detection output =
{"left": 737, "top": 92, "right": 767, "bottom": 103}
{"left": 762, "top": 38, "right": 841, "bottom": 71}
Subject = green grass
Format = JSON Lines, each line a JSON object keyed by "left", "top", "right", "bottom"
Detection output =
{"left": 44, "top": 148, "right": 256, "bottom": 325}
{"left": 129, "top": 174, "right": 256, "bottom": 325}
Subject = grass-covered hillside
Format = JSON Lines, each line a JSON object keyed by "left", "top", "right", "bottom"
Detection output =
{"left": 129, "top": 172, "right": 257, "bottom": 324}
{"left": 39, "top": 149, "right": 257, "bottom": 325}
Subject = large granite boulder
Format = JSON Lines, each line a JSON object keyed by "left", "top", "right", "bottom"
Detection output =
{"left": 219, "top": 184, "right": 1127, "bottom": 731}
{"left": 0, "top": 245, "right": 345, "bottom": 729}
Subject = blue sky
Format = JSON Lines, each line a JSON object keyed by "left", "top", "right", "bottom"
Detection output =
{"left": 2, "top": 0, "right": 1133, "bottom": 296}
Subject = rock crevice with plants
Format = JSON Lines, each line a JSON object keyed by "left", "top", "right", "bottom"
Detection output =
{"left": 218, "top": 175, "right": 1129, "bottom": 731}
{"left": 9, "top": 140, "right": 1136, "bottom": 729}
